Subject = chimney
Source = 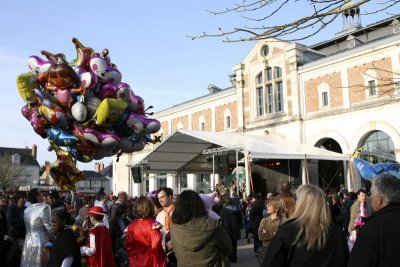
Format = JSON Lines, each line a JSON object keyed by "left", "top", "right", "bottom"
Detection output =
{"left": 46, "top": 163, "right": 51, "bottom": 175}
{"left": 32, "top": 144, "right": 37, "bottom": 159}
{"left": 95, "top": 162, "right": 100, "bottom": 173}
{"left": 100, "top": 162, "right": 104, "bottom": 171}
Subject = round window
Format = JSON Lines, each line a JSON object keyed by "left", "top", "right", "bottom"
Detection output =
{"left": 261, "top": 45, "right": 269, "bottom": 57}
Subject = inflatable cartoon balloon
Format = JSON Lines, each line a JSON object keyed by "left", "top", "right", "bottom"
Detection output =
{"left": 16, "top": 37, "right": 161, "bottom": 190}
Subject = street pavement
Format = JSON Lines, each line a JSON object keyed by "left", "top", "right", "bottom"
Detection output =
{"left": 232, "top": 234, "right": 260, "bottom": 267}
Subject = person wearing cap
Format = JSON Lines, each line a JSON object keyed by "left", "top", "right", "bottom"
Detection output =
{"left": 80, "top": 206, "right": 115, "bottom": 267}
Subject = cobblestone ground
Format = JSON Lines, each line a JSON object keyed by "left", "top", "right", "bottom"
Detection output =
{"left": 232, "top": 233, "right": 260, "bottom": 267}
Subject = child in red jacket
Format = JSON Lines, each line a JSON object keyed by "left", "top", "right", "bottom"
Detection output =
{"left": 80, "top": 206, "right": 115, "bottom": 267}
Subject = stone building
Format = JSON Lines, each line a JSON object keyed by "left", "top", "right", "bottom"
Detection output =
{"left": 0, "top": 144, "right": 40, "bottom": 191}
{"left": 113, "top": 12, "right": 400, "bottom": 197}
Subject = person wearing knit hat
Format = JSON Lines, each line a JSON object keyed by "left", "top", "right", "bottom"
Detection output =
{"left": 80, "top": 206, "right": 115, "bottom": 267}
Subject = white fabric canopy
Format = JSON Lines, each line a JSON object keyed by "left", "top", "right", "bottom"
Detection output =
{"left": 136, "top": 129, "right": 349, "bottom": 174}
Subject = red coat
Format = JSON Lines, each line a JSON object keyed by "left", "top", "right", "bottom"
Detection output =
{"left": 86, "top": 225, "right": 116, "bottom": 267}
{"left": 125, "top": 218, "right": 166, "bottom": 267}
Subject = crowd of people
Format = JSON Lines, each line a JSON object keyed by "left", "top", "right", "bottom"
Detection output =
{"left": 0, "top": 173, "right": 399, "bottom": 266}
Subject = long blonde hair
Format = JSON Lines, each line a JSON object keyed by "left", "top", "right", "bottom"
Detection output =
{"left": 292, "top": 184, "right": 331, "bottom": 251}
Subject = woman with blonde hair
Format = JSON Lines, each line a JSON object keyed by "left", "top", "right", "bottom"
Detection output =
{"left": 262, "top": 184, "right": 349, "bottom": 267}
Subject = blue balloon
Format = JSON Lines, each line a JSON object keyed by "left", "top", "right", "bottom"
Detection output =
{"left": 48, "top": 127, "right": 78, "bottom": 146}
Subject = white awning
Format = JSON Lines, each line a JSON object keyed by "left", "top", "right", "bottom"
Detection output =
{"left": 136, "top": 129, "right": 349, "bottom": 174}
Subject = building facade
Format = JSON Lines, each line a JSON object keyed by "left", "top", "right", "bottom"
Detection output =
{"left": 113, "top": 13, "right": 400, "bottom": 196}
{"left": 0, "top": 144, "right": 40, "bottom": 191}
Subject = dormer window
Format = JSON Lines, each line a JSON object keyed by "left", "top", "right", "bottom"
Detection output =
{"left": 391, "top": 19, "right": 400, "bottom": 34}
{"left": 12, "top": 154, "right": 21, "bottom": 165}
{"left": 347, "top": 35, "right": 362, "bottom": 49}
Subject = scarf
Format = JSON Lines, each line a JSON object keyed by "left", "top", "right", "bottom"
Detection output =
{"left": 163, "top": 204, "right": 175, "bottom": 231}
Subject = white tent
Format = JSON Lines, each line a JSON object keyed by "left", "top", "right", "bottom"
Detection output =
{"left": 134, "top": 130, "right": 349, "bottom": 194}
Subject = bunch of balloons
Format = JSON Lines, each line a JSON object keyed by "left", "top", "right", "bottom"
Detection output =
{"left": 17, "top": 38, "right": 161, "bottom": 189}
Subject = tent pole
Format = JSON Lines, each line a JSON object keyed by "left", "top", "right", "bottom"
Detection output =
{"left": 304, "top": 157, "right": 310, "bottom": 184}
{"left": 236, "top": 150, "right": 239, "bottom": 196}
{"left": 245, "top": 152, "right": 251, "bottom": 197}
{"left": 349, "top": 160, "right": 355, "bottom": 191}
{"left": 212, "top": 154, "right": 215, "bottom": 191}
{"left": 177, "top": 173, "right": 181, "bottom": 194}
{"left": 305, "top": 157, "right": 310, "bottom": 184}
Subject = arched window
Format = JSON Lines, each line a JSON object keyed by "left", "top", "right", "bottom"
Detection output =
{"left": 177, "top": 122, "right": 184, "bottom": 130}
{"left": 360, "top": 130, "right": 395, "bottom": 163}
{"left": 255, "top": 66, "right": 284, "bottom": 117}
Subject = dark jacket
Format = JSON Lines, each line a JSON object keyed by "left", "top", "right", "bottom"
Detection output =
{"left": 48, "top": 228, "right": 81, "bottom": 267}
{"left": 348, "top": 203, "right": 400, "bottom": 267}
{"left": 109, "top": 217, "right": 126, "bottom": 253}
{"left": 262, "top": 219, "right": 349, "bottom": 267}
{"left": 220, "top": 205, "right": 242, "bottom": 240}
{"left": 342, "top": 199, "right": 355, "bottom": 235}
{"left": 6, "top": 204, "right": 25, "bottom": 239}
{"left": 250, "top": 199, "right": 265, "bottom": 231}
{"left": 171, "top": 215, "right": 232, "bottom": 267}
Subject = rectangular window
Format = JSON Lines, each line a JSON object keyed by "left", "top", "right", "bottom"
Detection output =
{"left": 266, "top": 67, "right": 272, "bottom": 81}
{"left": 197, "top": 174, "right": 210, "bottom": 193}
{"left": 256, "top": 73, "right": 263, "bottom": 85}
{"left": 257, "top": 87, "right": 264, "bottom": 116}
{"left": 275, "top": 67, "right": 282, "bottom": 79}
{"left": 180, "top": 174, "right": 188, "bottom": 188}
{"left": 276, "top": 81, "right": 283, "bottom": 112}
{"left": 267, "top": 84, "right": 273, "bottom": 113}
{"left": 368, "top": 80, "right": 377, "bottom": 96}
{"left": 157, "top": 176, "right": 167, "bottom": 188}
{"left": 322, "top": 91, "right": 329, "bottom": 107}
{"left": 225, "top": 116, "right": 231, "bottom": 128}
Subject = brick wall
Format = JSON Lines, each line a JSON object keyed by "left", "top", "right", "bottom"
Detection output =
{"left": 304, "top": 71, "right": 342, "bottom": 112}
{"left": 192, "top": 109, "right": 212, "bottom": 131}
{"left": 171, "top": 115, "right": 189, "bottom": 132}
{"left": 215, "top": 102, "right": 238, "bottom": 131}
{"left": 348, "top": 57, "right": 394, "bottom": 103}
{"left": 161, "top": 121, "right": 169, "bottom": 136}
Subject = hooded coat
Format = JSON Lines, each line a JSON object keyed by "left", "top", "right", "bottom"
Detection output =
{"left": 170, "top": 216, "right": 232, "bottom": 267}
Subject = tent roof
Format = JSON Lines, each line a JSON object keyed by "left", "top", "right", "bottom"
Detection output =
{"left": 136, "top": 129, "right": 349, "bottom": 174}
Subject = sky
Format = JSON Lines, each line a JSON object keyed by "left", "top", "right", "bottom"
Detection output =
{"left": 0, "top": 1, "right": 397, "bottom": 171}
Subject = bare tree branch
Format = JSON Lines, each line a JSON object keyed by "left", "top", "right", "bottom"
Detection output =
{"left": 189, "top": 0, "right": 399, "bottom": 42}
{"left": 0, "top": 154, "right": 25, "bottom": 191}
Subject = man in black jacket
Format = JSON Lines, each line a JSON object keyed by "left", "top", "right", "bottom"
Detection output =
{"left": 348, "top": 173, "right": 400, "bottom": 266}
{"left": 6, "top": 191, "right": 27, "bottom": 267}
